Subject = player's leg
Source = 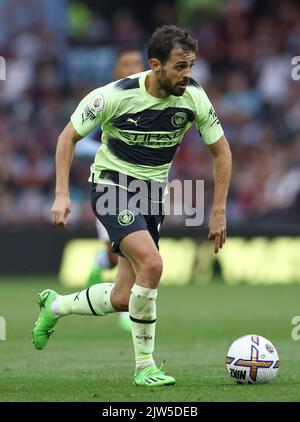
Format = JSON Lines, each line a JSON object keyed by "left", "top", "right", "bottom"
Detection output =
{"left": 32, "top": 182, "right": 129, "bottom": 350}
{"left": 87, "top": 220, "right": 118, "bottom": 287}
{"left": 88, "top": 218, "right": 131, "bottom": 330}
{"left": 31, "top": 255, "right": 135, "bottom": 350}
{"left": 104, "top": 244, "right": 132, "bottom": 331}
{"left": 31, "top": 280, "right": 115, "bottom": 350}
{"left": 110, "top": 255, "right": 135, "bottom": 311}
{"left": 118, "top": 230, "right": 175, "bottom": 386}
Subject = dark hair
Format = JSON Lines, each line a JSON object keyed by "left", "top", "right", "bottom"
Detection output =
{"left": 148, "top": 25, "right": 198, "bottom": 63}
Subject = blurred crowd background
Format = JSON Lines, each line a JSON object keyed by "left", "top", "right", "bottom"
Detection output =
{"left": 0, "top": 0, "right": 299, "bottom": 228}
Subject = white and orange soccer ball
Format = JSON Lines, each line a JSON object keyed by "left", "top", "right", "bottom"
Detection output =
{"left": 225, "top": 334, "right": 279, "bottom": 384}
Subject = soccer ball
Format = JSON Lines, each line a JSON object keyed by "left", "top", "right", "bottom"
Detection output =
{"left": 225, "top": 334, "right": 279, "bottom": 384}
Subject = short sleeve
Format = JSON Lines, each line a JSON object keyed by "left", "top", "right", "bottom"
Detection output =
{"left": 193, "top": 87, "right": 224, "bottom": 145}
{"left": 71, "top": 87, "right": 111, "bottom": 137}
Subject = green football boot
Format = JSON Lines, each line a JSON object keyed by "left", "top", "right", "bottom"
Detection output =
{"left": 32, "top": 289, "right": 59, "bottom": 350}
{"left": 133, "top": 362, "right": 176, "bottom": 387}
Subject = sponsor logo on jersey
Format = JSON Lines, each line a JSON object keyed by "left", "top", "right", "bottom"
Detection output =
{"left": 121, "top": 129, "right": 184, "bottom": 146}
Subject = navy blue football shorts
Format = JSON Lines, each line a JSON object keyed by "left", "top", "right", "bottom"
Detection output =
{"left": 90, "top": 174, "right": 165, "bottom": 255}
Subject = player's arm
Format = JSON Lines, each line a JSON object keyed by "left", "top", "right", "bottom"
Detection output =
{"left": 51, "top": 121, "right": 82, "bottom": 227}
{"left": 207, "top": 135, "right": 232, "bottom": 253}
{"left": 51, "top": 87, "right": 110, "bottom": 227}
{"left": 194, "top": 85, "right": 232, "bottom": 253}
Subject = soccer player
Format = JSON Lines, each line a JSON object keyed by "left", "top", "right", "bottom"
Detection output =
{"left": 76, "top": 48, "right": 145, "bottom": 331}
{"left": 32, "top": 25, "right": 232, "bottom": 387}
{"left": 83, "top": 47, "right": 145, "bottom": 289}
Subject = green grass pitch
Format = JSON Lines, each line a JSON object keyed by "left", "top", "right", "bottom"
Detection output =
{"left": 0, "top": 278, "right": 300, "bottom": 402}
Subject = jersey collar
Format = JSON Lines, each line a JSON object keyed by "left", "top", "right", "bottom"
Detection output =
{"left": 139, "top": 71, "right": 172, "bottom": 103}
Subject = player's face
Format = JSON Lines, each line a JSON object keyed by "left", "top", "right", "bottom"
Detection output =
{"left": 114, "top": 51, "right": 144, "bottom": 79}
{"left": 159, "top": 48, "right": 196, "bottom": 96}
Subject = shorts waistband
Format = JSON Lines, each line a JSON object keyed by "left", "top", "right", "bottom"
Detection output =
{"left": 95, "top": 170, "right": 168, "bottom": 203}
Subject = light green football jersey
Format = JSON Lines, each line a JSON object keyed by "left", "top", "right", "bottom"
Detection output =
{"left": 71, "top": 70, "right": 224, "bottom": 183}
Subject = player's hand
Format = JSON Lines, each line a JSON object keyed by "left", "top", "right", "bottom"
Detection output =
{"left": 208, "top": 209, "right": 226, "bottom": 254}
{"left": 51, "top": 195, "right": 71, "bottom": 228}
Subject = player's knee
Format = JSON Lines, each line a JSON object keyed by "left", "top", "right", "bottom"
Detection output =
{"left": 140, "top": 253, "right": 163, "bottom": 286}
{"left": 150, "top": 255, "right": 163, "bottom": 280}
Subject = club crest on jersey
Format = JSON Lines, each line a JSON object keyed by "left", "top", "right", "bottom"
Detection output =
{"left": 89, "top": 94, "right": 104, "bottom": 112}
{"left": 171, "top": 112, "right": 187, "bottom": 128}
{"left": 118, "top": 210, "right": 135, "bottom": 226}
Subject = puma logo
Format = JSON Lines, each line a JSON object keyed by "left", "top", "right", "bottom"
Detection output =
{"left": 126, "top": 116, "right": 141, "bottom": 126}
{"left": 74, "top": 291, "right": 82, "bottom": 301}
